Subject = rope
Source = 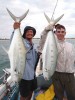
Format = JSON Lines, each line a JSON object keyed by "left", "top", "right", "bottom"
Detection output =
{"left": 51, "top": 0, "right": 59, "bottom": 19}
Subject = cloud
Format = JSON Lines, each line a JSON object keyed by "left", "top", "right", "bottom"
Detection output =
{"left": 0, "top": 0, "right": 75, "bottom": 39}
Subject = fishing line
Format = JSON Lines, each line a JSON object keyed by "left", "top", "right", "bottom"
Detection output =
{"left": 51, "top": 0, "right": 59, "bottom": 19}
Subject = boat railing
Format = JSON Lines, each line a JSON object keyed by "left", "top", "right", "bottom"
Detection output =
{"left": 0, "top": 68, "right": 10, "bottom": 84}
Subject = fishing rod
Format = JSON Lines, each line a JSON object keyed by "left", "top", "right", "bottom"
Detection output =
{"left": 51, "top": 0, "right": 59, "bottom": 20}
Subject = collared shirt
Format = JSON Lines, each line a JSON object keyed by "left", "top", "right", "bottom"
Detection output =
{"left": 22, "top": 39, "right": 38, "bottom": 80}
{"left": 56, "top": 39, "right": 75, "bottom": 73}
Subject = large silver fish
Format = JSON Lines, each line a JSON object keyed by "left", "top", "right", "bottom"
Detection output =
{"left": 6, "top": 8, "right": 29, "bottom": 82}
{"left": 42, "top": 13, "right": 64, "bottom": 80}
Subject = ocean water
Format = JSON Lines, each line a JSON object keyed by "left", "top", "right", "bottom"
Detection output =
{"left": 0, "top": 38, "right": 75, "bottom": 81}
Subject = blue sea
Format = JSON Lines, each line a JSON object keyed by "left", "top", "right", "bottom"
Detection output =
{"left": 0, "top": 38, "right": 75, "bottom": 82}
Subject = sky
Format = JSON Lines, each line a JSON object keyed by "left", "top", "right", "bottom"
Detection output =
{"left": 0, "top": 0, "right": 75, "bottom": 39}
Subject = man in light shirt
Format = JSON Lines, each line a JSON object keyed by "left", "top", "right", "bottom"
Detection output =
{"left": 38, "top": 24, "right": 75, "bottom": 100}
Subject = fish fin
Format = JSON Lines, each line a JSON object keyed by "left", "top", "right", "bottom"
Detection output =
{"left": 6, "top": 8, "right": 29, "bottom": 22}
{"left": 6, "top": 8, "right": 16, "bottom": 21}
{"left": 20, "top": 9, "right": 29, "bottom": 22}
{"left": 1, "top": 46, "right": 8, "bottom": 54}
{"left": 54, "top": 14, "right": 64, "bottom": 24}
{"left": 44, "top": 13, "right": 64, "bottom": 25}
{"left": 44, "top": 13, "right": 51, "bottom": 23}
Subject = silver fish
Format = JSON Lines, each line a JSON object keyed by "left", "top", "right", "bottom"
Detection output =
{"left": 42, "top": 13, "right": 64, "bottom": 80}
{"left": 6, "top": 8, "right": 29, "bottom": 82}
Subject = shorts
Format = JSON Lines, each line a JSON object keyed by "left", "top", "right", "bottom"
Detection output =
{"left": 19, "top": 78, "right": 37, "bottom": 97}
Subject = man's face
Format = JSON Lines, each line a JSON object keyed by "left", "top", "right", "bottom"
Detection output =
{"left": 25, "top": 30, "right": 34, "bottom": 39}
{"left": 55, "top": 28, "right": 66, "bottom": 40}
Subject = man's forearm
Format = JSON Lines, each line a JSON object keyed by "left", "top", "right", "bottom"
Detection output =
{"left": 38, "top": 29, "right": 49, "bottom": 53}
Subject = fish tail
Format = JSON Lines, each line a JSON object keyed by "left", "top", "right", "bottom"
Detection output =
{"left": 1, "top": 45, "right": 8, "bottom": 54}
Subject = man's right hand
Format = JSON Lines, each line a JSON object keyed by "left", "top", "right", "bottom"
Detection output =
{"left": 45, "top": 24, "right": 54, "bottom": 31}
{"left": 13, "top": 22, "right": 20, "bottom": 29}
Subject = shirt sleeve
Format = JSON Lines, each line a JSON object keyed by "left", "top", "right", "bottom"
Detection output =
{"left": 37, "top": 29, "right": 49, "bottom": 53}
